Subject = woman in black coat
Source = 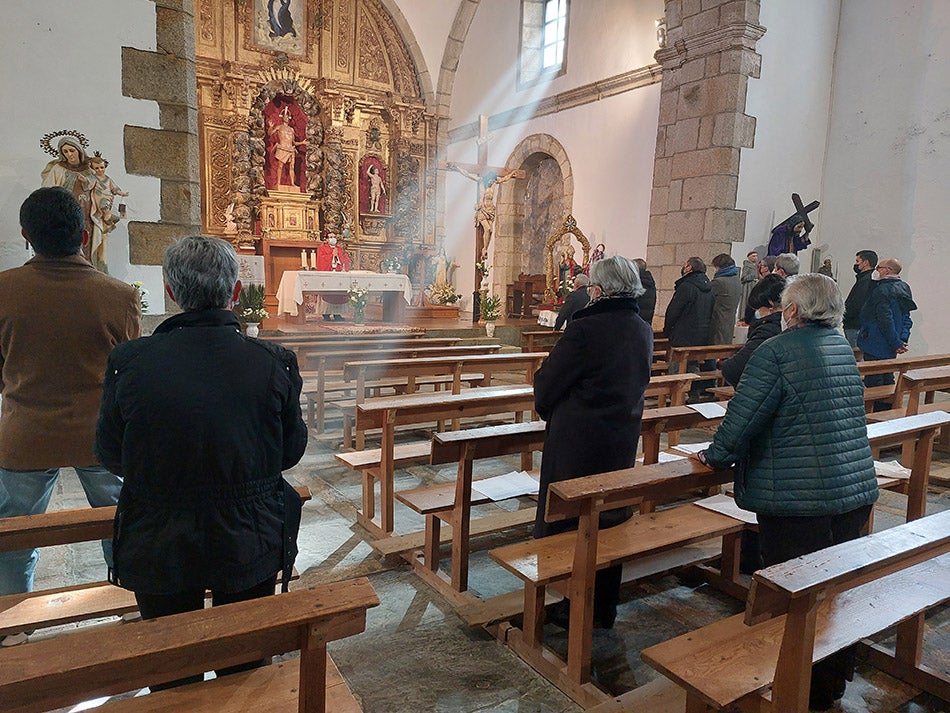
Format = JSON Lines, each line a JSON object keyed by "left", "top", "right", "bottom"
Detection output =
{"left": 721, "top": 274, "right": 785, "bottom": 387}
{"left": 533, "top": 256, "right": 653, "bottom": 628}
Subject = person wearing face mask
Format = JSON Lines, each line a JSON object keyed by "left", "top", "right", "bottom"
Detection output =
{"left": 316, "top": 233, "right": 351, "bottom": 320}
{"left": 692, "top": 273, "right": 877, "bottom": 711}
{"left": 720, "top": 274, "right": 785, "bottom": 387}
{"left": 842, "top": 249, "right": 877, "bottom": 347}
{"left": 856, "top": 258, "right": 916, "bottom": 407}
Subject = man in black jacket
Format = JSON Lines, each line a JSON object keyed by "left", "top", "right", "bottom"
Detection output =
{"left": 664, "top": 256, "right": 714, "bottom": 348}
{"left": 96, "top": 237, "right": 308, "bottom": 648}
{"left": 843, "top": 249, "right": 877, "bottom": 347}
{"left": 554, "top": 273, "right": 590, "bottom": 330}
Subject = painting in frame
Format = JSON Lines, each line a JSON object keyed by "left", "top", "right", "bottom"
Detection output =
{"left": 252, "top": 0, "right": 306, "bottom": 56}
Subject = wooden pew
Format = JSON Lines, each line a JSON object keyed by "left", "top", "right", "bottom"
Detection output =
{"left": 379, "top": 375, "right": 705, "bottom": 605}
{"left": 665, "top": 343, "right": 742, "bottom": 383}
{"left": 490, "top": 459, "right": 744, "bottom": 707}
{"left": 303, "top": 343, "right": 502, "bottom": 431}
{"left": 263, "top": 335, "right": 458, "bottom": 354}
{"left": 335, "top": 386, "right": 537, "bottom": 538}
{"left": 641, "top": 509, "right": 950, "bottom": 713}
{"left": 0, "top": 486, "right": 312, "bottom": 638}
{"left": 487, "top": 411, "right": 950, "bottom": 707}
{"left": 0, "top": 578, "right": 379, "bottom": 713}
{"left": 858, "top": 352, "right": 950, "bottom": 412}
{"left": 520, "top": 329, "right": 561, "bottom": 353}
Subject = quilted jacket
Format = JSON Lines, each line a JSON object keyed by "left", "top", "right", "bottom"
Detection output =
{"left": 704, "top": 324, "right": 878, "bottom": 516}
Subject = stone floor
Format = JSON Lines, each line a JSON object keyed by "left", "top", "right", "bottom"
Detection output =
{"left": 29, "top": 414, "right": 950, "bottom": 713}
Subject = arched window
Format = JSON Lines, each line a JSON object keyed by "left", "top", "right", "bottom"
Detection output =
{"left": 520, "top": 0, "right": 569, "bottom": 87}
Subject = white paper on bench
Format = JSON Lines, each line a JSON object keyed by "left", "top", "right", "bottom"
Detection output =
{"left": 874, "top": 460, "right": 912, "bottom": 479}
{"left": 671, "top": 441, "right": 711, "bottom": 455}
{"left": 637, "top": 451, "right": 687, "bottom": 464}
{"left": 472, "top": 471, "right": 540, "bottom": 501}
{"left": 687, "top": 402, "right": 728, "bottom": 418}
{"left": 694, "top": 493, "right": 758, "bottom": 524}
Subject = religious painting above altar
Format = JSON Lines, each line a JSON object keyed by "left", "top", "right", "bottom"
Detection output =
{"left": 251, "top": 0, "right": 305, "bottom": 56}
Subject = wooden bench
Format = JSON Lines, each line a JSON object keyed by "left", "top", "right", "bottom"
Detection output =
{"left": 0, "top": 486, "right": 312, "bottom": 638}
{"left": 490, "top": 458, "right": 744, "bottom": 707}
{"left": 332, "top": 351, "right": 547, "bottom": 444}
{"left": 335, "top": 386, "right": 537, "bottom": 538}
{"left": 0, "top": 578, "right": 379, "bottom": 713}
{"left": 520, "top": 329, "right": 561, "bottom": 353}
{"left": 666, "top": 344, "right": 742, "bottom": 384}
{"left": 387, "top": 374, "right": 707, "bottom": 601}
{"left": 642, "top": 509, "right": 950, "bottom": 713}
{"left": 264, "top": 335, "right": 459, "bottom": 354}
{"left": 487, "top": 411, "right": 950, "bottom": 707}
{"left": 302, "top": 343, "right": 502, "bottom": 431}
{"left": 858, "top": 352, "right": 950, "bottom": 412}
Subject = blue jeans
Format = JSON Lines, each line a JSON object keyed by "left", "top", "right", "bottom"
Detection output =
{"left": 0, "top": 466, "right": 122, "bottom": 595}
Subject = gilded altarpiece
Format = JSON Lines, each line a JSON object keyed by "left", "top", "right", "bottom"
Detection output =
{"left": 195, "top": 0, "right": 437, "bottom": 308}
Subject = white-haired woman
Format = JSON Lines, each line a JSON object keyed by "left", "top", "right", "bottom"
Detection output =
{"left": 533, "top": 255, "right": 654, "bottom": 629}
{"left": 693, "top": 273, "right": 878, "bottom": 710}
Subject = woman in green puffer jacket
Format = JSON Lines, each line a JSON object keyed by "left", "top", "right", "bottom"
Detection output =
{"left": 694, "top": 273, "right": 877, "bottom": 711}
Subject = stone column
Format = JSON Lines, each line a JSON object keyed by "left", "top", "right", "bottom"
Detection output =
{"left": 121, "top": 0, "right": 201, "bottom": 317}
{"left": 648, "top": 0, "right": 765, "bottom": 321}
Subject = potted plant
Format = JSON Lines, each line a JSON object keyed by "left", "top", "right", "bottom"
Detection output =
{"left": 480, "top": 293, "right": 502, "bottom": 337}
{"left": 238, "top": 284, "right": 268, "bottom": 337}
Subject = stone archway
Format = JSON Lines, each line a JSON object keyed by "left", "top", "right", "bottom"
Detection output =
{"left": 492, "top": 134, "right": 574, "bottom": 299}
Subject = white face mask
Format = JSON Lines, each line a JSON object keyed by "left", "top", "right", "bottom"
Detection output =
{"left": 871, "top": 269, "right": 881, "bottom": 281}
{"left": 754, "top": 308, "right": 764, "bottom": 321}
{"left": 329, "top": 237, "right": 338, "bottom": 246}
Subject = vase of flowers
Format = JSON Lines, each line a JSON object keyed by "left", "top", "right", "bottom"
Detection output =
{"left": 130, "top": 281, "right": 149, "bottom": 313}
{"left": 238, "top": 284, "right": 268, "bottom": 337}
{"left": 480, "top": 293, "right": 502, "bottom": 337}
{"left": 348, "top": 282, "right": 369, "bottom": 324}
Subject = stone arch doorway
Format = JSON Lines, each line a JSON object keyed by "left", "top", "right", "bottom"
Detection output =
{"left": 492, "top": 135, "right": 574, "bottom": 302}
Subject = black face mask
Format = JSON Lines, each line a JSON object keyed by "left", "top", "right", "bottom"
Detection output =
{"left": 853, "top": 264, "right": 862, "bottom": 275}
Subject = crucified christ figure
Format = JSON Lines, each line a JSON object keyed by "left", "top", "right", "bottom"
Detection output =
{"left": 446, "top": 163, "right": 518, "bottom": 258}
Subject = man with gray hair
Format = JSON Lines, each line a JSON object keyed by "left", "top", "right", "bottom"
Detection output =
{"left": 772, "top": 252, "right": 800, "bottom": 279}
{"left": 554, "top": 272, "right": 590, "bottom": 330}
{"left": 857, "top": 257, "right": 916, "bottom": 408}
{"left": 96, "top": 237, "right": 307, "bottom": 654}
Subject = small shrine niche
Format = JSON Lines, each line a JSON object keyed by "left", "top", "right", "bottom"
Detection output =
{"left": 263, "top": 96, "right": 308, "bottom": 192}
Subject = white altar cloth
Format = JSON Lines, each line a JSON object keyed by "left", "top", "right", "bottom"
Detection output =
{"left": 276, "top": 270, "right": 413, "bottom": 317}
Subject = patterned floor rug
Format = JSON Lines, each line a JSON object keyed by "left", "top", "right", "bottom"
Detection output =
{"left": 317, "top": 324, "right": 425, "bottom": 335}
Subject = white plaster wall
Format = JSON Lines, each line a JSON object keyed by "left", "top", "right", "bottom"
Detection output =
{"left": 819, "top": 0, "right": 950, "bottom": 355}
{"left": 444, "top": 0, "right": 663, "bottom": 309}
{"left": 389, "top": 0, "right": 460, "bottom": 99}
{"left": 0, "top": 1, "right": 163, "bottom": 311}
{"left": 735, "top": 0, "right": 840, "bottom": 260}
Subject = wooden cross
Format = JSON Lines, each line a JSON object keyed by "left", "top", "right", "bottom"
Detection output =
{"left": 441, "top": 115, "right": 525, "bottom": 289}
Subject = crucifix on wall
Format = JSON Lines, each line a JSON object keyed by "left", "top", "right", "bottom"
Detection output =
{"left": 443, "top": 115, "right": 525, "bottom": 318}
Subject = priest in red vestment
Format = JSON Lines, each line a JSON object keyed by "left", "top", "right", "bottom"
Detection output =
{"left": 316, "top": 234, "right": 350, "bottom": 320}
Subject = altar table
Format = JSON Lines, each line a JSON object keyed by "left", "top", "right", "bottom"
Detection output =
{"left": 276, "top": 270, "right": 413, "bottom": 323}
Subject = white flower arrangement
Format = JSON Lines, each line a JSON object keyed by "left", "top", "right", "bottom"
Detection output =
{"left": 348, "top": 283, "right": 369, "bottom": 309}
{"left": 131, "top": 281, "right": 149, "bottom": 312}
{"left": 425, "top": 283, "right": 461, "bottom": 305}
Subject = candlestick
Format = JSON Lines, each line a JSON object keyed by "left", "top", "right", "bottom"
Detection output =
{"left": 300, "top": 249, "right": 307, "bottom": 269}
{"left": 310, "top": 250, "right": 317, "bottom": 270}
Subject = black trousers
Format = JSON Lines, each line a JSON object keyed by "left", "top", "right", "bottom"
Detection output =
{"left": 757, "top": 505, "right": 873, "bottom": 706}
{"left": 134, "top": 575, "right": 278, "bottom": 690}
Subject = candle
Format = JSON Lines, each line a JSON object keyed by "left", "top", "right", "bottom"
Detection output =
{"left": 310, "top": 250, "right": 317, "bottom": 270}
{"left": 300, "top": 250, "right": 307, "bottom": 269}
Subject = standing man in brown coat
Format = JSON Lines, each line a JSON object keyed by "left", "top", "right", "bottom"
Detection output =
{"left": 0, "top": 187, "right": 141, "bottom": 628}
